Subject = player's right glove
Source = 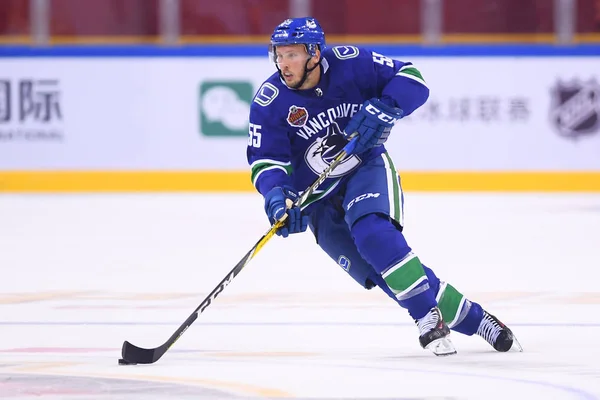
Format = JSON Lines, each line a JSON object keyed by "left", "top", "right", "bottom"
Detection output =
{"left": 264, "top": 186, "right": 308, "bottom": 238}
{"left": 344, "top": 98, "right": 403, "bottom": 155}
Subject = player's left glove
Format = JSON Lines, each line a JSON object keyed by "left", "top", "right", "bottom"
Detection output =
{"left": 344, "top": 98, "right": 403, "bottom": 155}
{"left": 264, "top": 186, "right": 308, "bottom": 238}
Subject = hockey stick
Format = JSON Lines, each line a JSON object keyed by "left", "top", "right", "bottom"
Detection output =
{"left": 120, "top": 136, "right": 358, "bottom": 365}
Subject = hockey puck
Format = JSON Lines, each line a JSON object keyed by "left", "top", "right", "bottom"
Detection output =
{"left": 118, "top": 358, "right": 137, "bottom": 365}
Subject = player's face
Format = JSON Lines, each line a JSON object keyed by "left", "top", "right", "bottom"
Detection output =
{"left": 274, "top": 45, "right": 318, "bottom": 88}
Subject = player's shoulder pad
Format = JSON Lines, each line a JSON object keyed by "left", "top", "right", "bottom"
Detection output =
{"left": 324, "top": 46, "right": 373, "bottom": 63}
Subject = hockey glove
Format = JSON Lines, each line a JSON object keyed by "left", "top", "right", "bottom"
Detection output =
{"left": 264, "top": 186, "right": 308, "bottom": 238}
{"left": 344, "top": 98, "right": 403, "bottom": 155}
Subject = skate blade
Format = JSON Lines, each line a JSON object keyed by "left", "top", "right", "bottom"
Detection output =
{"left": 425, "top": 337, "right": 457, "bottom": 356}
{"left": 510, "top": 336, "right": 524, "bottom": 352}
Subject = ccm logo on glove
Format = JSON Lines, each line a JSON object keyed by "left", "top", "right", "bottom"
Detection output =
{"left": 364, "top": 103, "right": 402, "bottom": 124}
{"left": 343, "top": 98, "right": 404, "bottom": 156}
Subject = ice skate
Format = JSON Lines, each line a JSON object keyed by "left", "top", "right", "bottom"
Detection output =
{"left": 477, "top": 311, "right": 523, "bottom": 352}
{"left": 416, "top": 307, "right": 457, "bottom": 356}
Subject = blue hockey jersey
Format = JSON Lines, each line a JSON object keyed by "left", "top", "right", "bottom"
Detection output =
{"left": 247, "top": 46, "right": 429, "bottom": 209}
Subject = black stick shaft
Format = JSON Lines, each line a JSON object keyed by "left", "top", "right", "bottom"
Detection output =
{"left": 121, "top": 138, "right": 356, "bottom": 364}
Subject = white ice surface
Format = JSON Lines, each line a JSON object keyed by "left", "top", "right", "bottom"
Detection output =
{"left": 1, "top": 193, "right": 599, "bottom": 399}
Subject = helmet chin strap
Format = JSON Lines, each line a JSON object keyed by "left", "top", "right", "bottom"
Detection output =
{"left": 278, "top": 57, "right": 321, "bottom": 90}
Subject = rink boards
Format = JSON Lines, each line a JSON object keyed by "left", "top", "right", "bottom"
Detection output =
{"left": 0, "top": 45, "right": 599, "bottom": 192}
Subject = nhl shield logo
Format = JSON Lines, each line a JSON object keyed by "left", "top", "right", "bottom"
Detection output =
{"left": 550, "top": 78, "right": 600, "bottom": 139}
{"left": 287, "top": 105, "right": 308, "bottom": 127}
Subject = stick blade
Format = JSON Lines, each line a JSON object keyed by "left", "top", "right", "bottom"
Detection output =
{"left": 121, "top": 340, "right": 164, "bottom": 364}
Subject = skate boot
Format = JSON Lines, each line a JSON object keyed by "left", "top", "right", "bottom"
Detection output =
{"left": 477, "top": 311, "right": 523, "bottom": 352}
{"left": 416, "top": 307, "right": 457, "bottom": 356}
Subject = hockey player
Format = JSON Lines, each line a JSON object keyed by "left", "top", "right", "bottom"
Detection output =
{"left": 247, "top": 17, "right": 522, "bottom": 356}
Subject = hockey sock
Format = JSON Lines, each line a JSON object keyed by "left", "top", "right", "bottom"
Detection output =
{"left": 352, "top": 214, "right": 436, "bottom": 319}
{"left": 420, "top": 264, "right": 484, "bottom": 335}
{"left": 435, "top": 281, "right": 484, "bottom": 335}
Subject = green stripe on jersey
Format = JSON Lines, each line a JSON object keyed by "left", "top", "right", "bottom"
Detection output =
{"left": 299, "top": 179, "right": 341, "bottom": 210}
{"left": 382, "top": 152, "right": 402, "bottom": 223}
{"left": 251, "top": 161, "right": 292, "bottom": 186}
{"left": 397, "top": 65, "right": 427, "bottom": 86}
{"left": 400, "top": 66, "right": 424, "bottom": 81}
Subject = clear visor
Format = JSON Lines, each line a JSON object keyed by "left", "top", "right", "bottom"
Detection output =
{"left": 268, "top": 44, "right": 311, "bottom": 67}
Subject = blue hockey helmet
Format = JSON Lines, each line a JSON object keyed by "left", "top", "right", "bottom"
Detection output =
{"left": 269, "top": 17, "right": 326, "bottom": 60}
